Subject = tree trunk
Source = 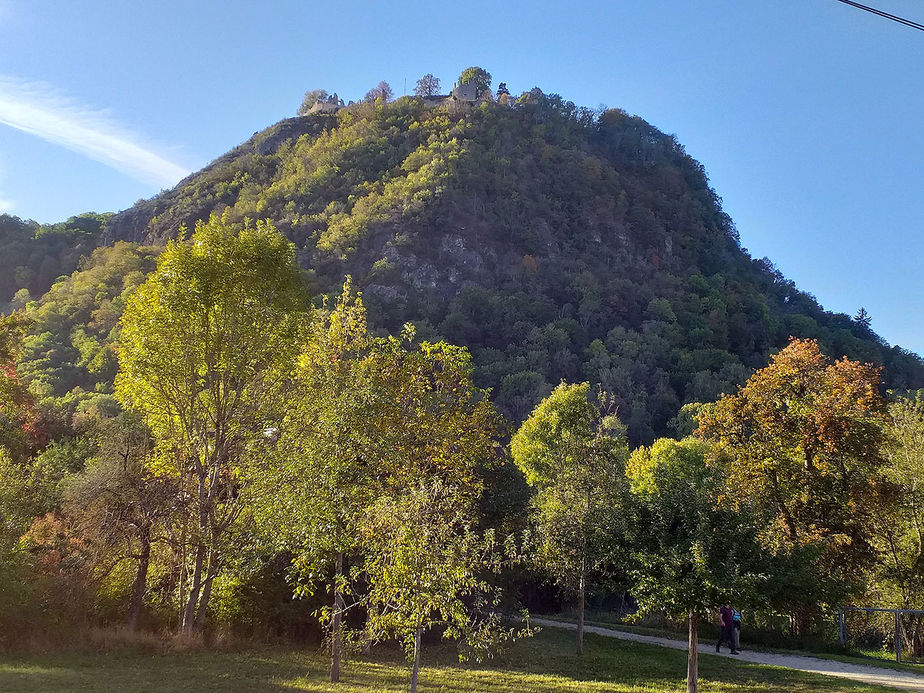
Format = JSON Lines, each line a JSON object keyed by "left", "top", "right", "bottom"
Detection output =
{"left": 192, "top": 548, "right": 218, "bottom": 632}
{"left": 181, "top": 542, "right": 204, "bottom": 635}
{"left": 577, "top": 569, "right": 585, "bottom": 655}
{"left": 687, "top": 611, "right": 698, "bottom": 693}
{"left": 330, "top": 551, "right": 344, "bottom": 683}
{"left": 789, "top": 610, "right": 808, "bottom": 638}
{"left": 178, "top": 486, "right": 187, "bottom": 629}
{"left": 182, "top": 469, "right": 212, "bottom": 636}
{"left": 126, "top": 525, "right": 151, "bottom": 632}
{"left": 411, "top": 624, "right": 422, "bottom": 693}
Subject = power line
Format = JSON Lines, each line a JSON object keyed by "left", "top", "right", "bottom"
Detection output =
{"left": 831, "top": 0, "right": 924, "bottom": 32}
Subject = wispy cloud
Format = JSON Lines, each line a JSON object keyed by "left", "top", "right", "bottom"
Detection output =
{"left": 0, "top": 76, "right": 190, "bottom": 187}
{"left": 0, "top": 159, "right": 11, "bottom": 213}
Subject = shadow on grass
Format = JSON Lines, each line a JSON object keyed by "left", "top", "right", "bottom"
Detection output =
{"left": 0, "top": 629, "right": 896, "bottom": 692}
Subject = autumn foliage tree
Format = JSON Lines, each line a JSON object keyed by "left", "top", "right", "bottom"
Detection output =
{"left": 64, "top": 413, "right": 178, "bottom": 631}
{"left": 698, "top": 338, "right": 892, "bottom": 623}
{"left": 0, "top": 312, "right": 40, "bottom": 456}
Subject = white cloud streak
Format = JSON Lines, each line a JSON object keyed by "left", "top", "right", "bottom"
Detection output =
{"left": 0, "top": 76, "right": 190, "bottom": 187}
{"left": 0, "top": 159, "right": 11, "bottom": 213}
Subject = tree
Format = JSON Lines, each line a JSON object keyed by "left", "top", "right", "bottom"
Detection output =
{"left": 297, "top": 89, "right": 329, "bottom": 115}
{"left": 627, "top": 437, "right": 765, "bottom": 693}
{"left": 854, "top": 307, "right": 872, "bottom": 329}
{"left": 250, "top": 280, "right": 503, "bottom": 683}
{"left": 115, "top": 213, "right": 308, "bottom": 635}
{"left": 698, "top": 338, "right": 891, "bottom": 627}
{"left": 359, "top": 480, "right": 524, "bottom": 693}
{"left": 250, "top": 281, "right": 380, "bottom": 682}
{"left": 0, "top": 312, "right": 39, "bottom": 457}
{"left": 458, "top": 67, "right": 491, "bottom": 95}
{"left": 64, "top": 413, "right": 178, "bottom": 631}
{"left": 866, "top": 394, "right": 924, "bottom": 653}
{"left": 414, "top": 73, "right": 441, "bottom": 97}
{"left": 364, "top": 81, "right": 393, "bottom": 104}
{"left": 510, "top": 382, "right": 630, "bottom": 654}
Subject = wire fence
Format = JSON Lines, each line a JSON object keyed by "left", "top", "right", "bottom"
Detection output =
{"left": 839, "top": 607, "right": 924, "bottom": 663}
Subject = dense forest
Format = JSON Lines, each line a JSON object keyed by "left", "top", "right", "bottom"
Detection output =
{"left": 2, "top": 72, "right": 924, "bottom": 690}
{"left": 0, "top": 213, "right": 110, "bottom": 311}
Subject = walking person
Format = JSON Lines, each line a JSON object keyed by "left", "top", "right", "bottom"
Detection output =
{"left": 716, "top": 604, "right": 738, "bottom": 654}
{"left": 731, "top": 608, "right": 742, "bottom": 653}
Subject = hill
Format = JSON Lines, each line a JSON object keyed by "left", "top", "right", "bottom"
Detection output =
{"left": 17, "top": 90, "right": 924, "bottom": 442}
{"left": 0, "top": 213, "right": 110, "bottom": 310}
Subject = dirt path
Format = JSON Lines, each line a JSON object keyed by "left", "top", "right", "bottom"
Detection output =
{"left": 532, "top": 617, "right": 924, "bottom": 692}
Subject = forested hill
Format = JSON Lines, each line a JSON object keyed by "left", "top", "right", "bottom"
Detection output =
{"left": 13, "top": 90, "right": 924, "bottom": 442}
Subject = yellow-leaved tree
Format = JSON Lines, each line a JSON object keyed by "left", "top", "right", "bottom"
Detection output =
{"left": 116, "top": 213, "right": 308, "bottom": 636}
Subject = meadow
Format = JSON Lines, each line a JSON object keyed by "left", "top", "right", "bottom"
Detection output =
{"left": 0, "top": 629, "right": 896, "bottom": 693}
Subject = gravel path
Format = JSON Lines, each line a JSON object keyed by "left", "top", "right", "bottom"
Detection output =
{"left": 532, "top": 617, "right": 924, "bottom": 691}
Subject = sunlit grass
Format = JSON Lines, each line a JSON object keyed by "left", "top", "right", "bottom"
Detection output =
{"left": 0, "top": 629, "right": 896, "bottom": 692}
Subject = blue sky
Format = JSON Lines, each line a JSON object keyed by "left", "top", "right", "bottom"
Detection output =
{"left": 1, "top": 1, "right": 922, "bottom": 354}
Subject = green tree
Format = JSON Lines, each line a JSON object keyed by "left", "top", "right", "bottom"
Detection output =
{"left": 854, "top": 307, "right": 872, "bottom": 329}
{"left": 115, "top": 213, "right": 308, "bottom": 635}
{"left": 458, "top": 66, "right": 491, "bottom": 95}
{"left": 866, "top": 393, "right": 924, "bottom": 653}
{"left": 414, "top": 73, "right": 441, "bottom": 97}
{"left": 627, "top": 437, "right": 765, "bottom": 693}
{"left": 359, "top": 480, "right": 523, "bottom": 693}
{"left": 250, "top": 280, "right": 502, "bottom": 683}
{"left": 250, "top": 281, "right": 379, "bottom": 682}
{"left": 510, "top": 381, "right": 629, "bottom": 654}
{"left": 16, "top": 241, "right": 159, "bottom": 432}
{"left": 297, "top": 89, "right": 329, "bottom": 115}
{"left": 0, "top": 312, "right": 36, "bottom": 456}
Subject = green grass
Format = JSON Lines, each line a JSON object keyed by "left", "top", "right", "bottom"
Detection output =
{"left": 0, "top": 629, "right": 901, "bottom": 692}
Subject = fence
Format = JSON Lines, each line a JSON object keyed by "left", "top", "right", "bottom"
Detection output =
{"left": 838, "top": 606, "right": 924, "bottom": 663}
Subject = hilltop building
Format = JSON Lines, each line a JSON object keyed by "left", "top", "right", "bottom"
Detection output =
{"left": 420, "top": 82, "right": 483, "bottom": 110}
{"left": 451, "top": 82, "right": 479, "bottom": 102}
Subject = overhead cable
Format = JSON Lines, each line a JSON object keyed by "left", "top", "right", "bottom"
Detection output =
{"left": 831, "top": 0, "right": 924, "bottom": 32}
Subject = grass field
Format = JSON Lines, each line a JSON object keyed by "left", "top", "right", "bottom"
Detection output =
{"left": 0, "top": 629, "right": 899, "bottom": 693}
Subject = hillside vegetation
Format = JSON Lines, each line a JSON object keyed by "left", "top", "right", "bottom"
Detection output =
{"left": 0, "top": 213, "right": 110, "bottom": 310}
{"left": 89, "top": 92, "right": 924, "bottom": 440}
{"left": 3, "top": 82, "right": 924, "bottom": 691}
